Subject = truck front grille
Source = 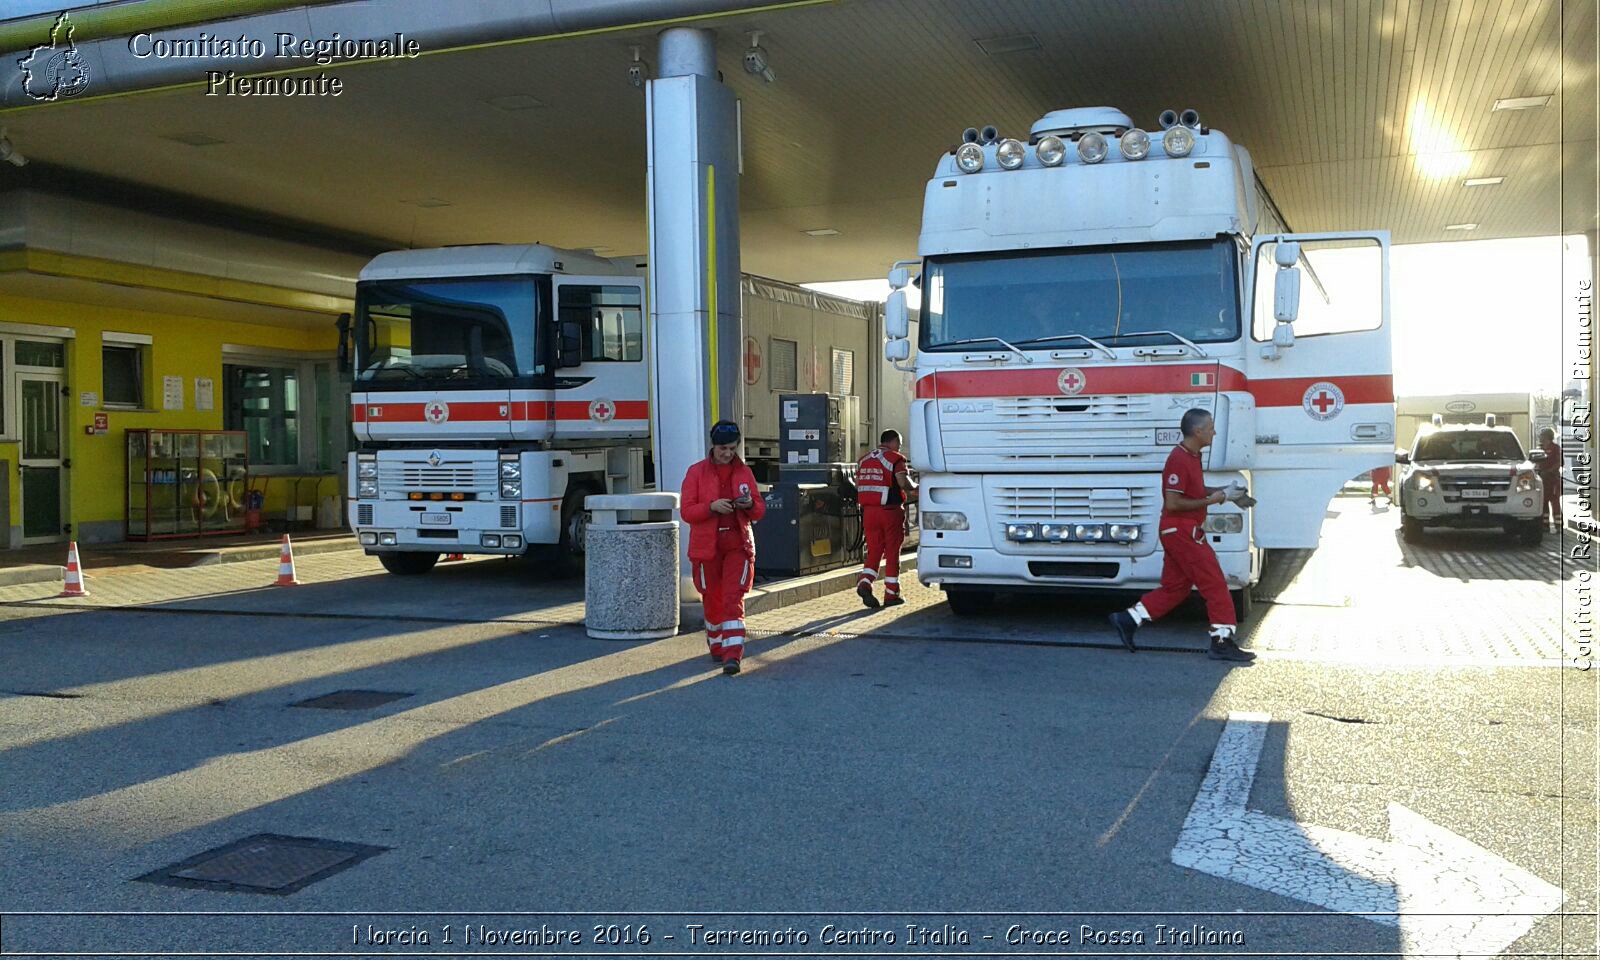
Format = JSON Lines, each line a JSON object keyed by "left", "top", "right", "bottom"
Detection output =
{"left": 357, "top": 504, "right": 373, "bottom": 526}
{"left": 501, "top": 505, "right": 518, "bottom": 528}
{"left": 378, "top": 463, "right": 495, "bottom": 491}
{"left": 942, "top": 394, "right": 1172, "bottom": 468}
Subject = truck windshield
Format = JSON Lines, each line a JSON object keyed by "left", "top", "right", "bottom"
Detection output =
{"left": 355, "top": 277, "right": 541, "bottom": 386}
{"left": 920, "top": 238, "right": 1239, "bottom": 351}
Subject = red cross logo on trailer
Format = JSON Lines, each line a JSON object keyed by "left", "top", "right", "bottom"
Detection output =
{"left": 589, "top": 399, "right": 616, "bottom": 423}
{"left": 1302, "top": 381, "right": 1344, "bottom": 421}
{"left": 744, "top": 336, "right": 762, "bottom": 385}
{"left": 424, "top": 400, "right": 449, "bottom": 424}
{"left": 1057, "top": 367, "right": 1086, "bottom": 396}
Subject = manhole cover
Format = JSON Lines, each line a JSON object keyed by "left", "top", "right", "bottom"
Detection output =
{"left": 136, "top": 834, "right": 388, "bottom": 895}
{"left": 291, "top": 690, "right": 412, "bottom": 710}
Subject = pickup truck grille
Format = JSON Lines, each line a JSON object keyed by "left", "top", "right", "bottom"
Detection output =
{"left": 1440, "top": 477, "right": 1511, "bottom": 504}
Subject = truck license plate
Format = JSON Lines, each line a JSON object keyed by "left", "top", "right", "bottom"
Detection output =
{"left": 1460, "top": 488, "right": 1490, "bottom": 499}
{"left": 421, "top": 513, "right": 452, "bottom": 525}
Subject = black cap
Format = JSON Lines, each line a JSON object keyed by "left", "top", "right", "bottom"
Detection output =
{"left": 709, "top": 420, "right": 741, "bottom": 445}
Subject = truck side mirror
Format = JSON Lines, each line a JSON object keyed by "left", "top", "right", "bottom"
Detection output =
{"left": 885, "top": 339, "right": 910, "bottom": 362}
{"left": 1395, "top": 452, "right": 1410, "bottom": 465}
{"left": 1273, "top": 263, "right": 1301, "bottom": 326}
{"left": 558, "top": 320, "right": 584, "bottom": 368}
{"left": 886, "top": 289, "right": 909, "bottom": 340}
{"left": 887, "top": 266, "right": 910, "bottom": 289}
{"left": 1272, "top": 322, "right": 1296, "bottom": 350}
{"left": 334, "top": 313, "right": 352, "bottom": 374}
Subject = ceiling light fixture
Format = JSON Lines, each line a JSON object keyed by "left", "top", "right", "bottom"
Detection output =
{"left": 1491, "top": 94, "right": 1552, "bottom": 111}
{"left": 401, "top": 198, "right": 452, "bottom": 208}
{"left": 803, "top": 228, "right": 840, "bottom": 237}
{"left": 627, "top": 45, "right": 651, "bottom": 89}
{"left": 744, "top": 31, "right": 774, "bottom": 83}
{"left": 1443, "top": 222, "right": 1478, "bottom": 231}
{"left": 974, "top": 33, "right": 1042, "bottom": 56}
{"left": 0, "top": 128, "right": 26, "bottom": 166}
{"left": 1463, "top": 176, "right": 1505, "bottom": 187}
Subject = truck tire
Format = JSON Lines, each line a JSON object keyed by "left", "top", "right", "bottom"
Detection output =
{"left": 944, "top": 586, "right": 994, "bottom": 617}
{"left": 1515, "top": 520, "right": 1544, "bottom": 547}
{"left": 1232, "top": 586, "right": 1253, "bottom": 624}
{"left": 1401, "top": 516, "right": 1423, "bottom": 543}
{"left": 378, "top": 552, "right": 439, "bottom": 576}
{"left": 549, "top": 485, "right": 598, "bottom": 578}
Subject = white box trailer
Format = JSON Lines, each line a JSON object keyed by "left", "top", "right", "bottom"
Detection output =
{"left": 1396, "top": 393, "right": 1537, "bottom": 452}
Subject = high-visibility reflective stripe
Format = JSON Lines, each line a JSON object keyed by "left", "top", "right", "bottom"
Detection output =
{"left": 1160, "top": 527, "right": 1178, "bottom": 535}
{"left": 859, "top": 567, "right": 877, "bottom": 579}
{"left": 721, "top": 619, "right": 746, "bottom": 631}
{"left": 740, "top": 559, "right": 750, "bottom": 589}
{"left": 858, "top": 485, "right": 890, "bottom": 495}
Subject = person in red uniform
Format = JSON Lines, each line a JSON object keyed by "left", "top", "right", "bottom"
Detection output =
{"left": 1368, "top": 465, "right": 1392, "bottom": 504}
{"left": 1109, "top": 408, "right": 1255, "bottom": 662}
{"left": 680, "top": 420, "right": 766, "bottom": 674}
{"left": 1536, "top": 427, "right": 1564, "bottom": 531}
{"left": 855, "top": 429, "right": 916, "bottom": 609}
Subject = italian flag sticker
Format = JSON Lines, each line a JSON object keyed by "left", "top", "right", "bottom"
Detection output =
{"left": 1190, "top": 372, "right": 1215, "bottom": 387}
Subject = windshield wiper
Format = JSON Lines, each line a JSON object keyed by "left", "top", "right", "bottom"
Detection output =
{"left": 1119, "top": 329, "right": 1210, "bottom": 357}
{"left": 1010, "top": 333, "right": 1116, "bottom": 359}
{"left": 938, "top": 336, "right": 1034, "bottom": 363}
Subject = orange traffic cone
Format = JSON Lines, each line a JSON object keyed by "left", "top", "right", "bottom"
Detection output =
{"left": 58, "top": 541, "right": 89, "bottom": 598}
{"left": 274, "top": 534, "right": 300, "bottom": 586}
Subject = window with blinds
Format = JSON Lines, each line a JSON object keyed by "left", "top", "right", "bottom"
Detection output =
{"left": 831, "top": 348, "right": 855, "bottom": 395}
{"left": 770, "top": 337, "right": 798, "bottom": 391}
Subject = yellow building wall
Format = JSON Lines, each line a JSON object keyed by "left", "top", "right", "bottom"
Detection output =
{"left": 0, "top": 292, "right": 337, "bottom": 544}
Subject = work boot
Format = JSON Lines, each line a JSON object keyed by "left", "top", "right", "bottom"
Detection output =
{"left": 857, "top": 581, "right": 880, "bottom": 609}
{"left": 1108, "top": 611, "right": 1139, "bottom": 652}
{"left": 722, "top": 655, "right": 741, "bottom": 675}
{"left": 883, "top": 594, "right": 905, "bottom": 608}
{"left": 1207, "top": 636, "right": 1256, "bottom": 662}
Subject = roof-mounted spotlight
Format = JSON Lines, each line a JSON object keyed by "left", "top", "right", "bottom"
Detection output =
{"left": 1119, "top": 128, "right": 1151, "bottom": 160}
{"left": 743, "top": 31, "right": 775, "bottom": 83}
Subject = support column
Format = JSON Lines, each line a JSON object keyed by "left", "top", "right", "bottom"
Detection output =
{"left": 646, "top": 26, "right": 743, "bottom": 585}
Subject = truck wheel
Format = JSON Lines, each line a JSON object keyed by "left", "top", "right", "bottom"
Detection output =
{"left": 378, "top": 552, "right": 439, "bottom": 576}
{"left": 549, "top": 486, "right": 597, "bottom": 578}
{"left": 1516, "top": 520, "right": 1544, "bottom": 547}
{"left": 1401, "top": 516, "right": 1423, "bottom": 543}
{"left": 1232, "top": 587, "right": 1253, "bottom": 624}
{"left": 944, "top": 587, "right": 994, "bottom": 617}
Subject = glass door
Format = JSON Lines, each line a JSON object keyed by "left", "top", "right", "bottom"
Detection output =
{"left": 20, "top": 375, "right": 66, "bottom": 543}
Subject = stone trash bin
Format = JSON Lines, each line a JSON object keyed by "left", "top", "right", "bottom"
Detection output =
{"left": 584, "top": 493, "right": 681, "bottom": 640}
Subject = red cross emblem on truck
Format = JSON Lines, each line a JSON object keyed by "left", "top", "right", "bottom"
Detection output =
{"left": 1057, "top": 367, "right": 1086, "bottom": 396}
{"left": 589, "top": 399, "right": 616, "bottom": 422}
{"left": 424, "top": 401, "right": 449, "bottom": 424}
{"left": 1302, "top": 381, "right": 1344, "bottom": 421}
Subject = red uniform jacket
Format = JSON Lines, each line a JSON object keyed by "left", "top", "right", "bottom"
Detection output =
{"left": 855, "top": 447, "right": 908, "bottom": 508}
{"left": 680, "top": 456, "right": 766, "bottom": 561}
{"left": 1159, "top": 444, "right": 1209, "bottom": 528}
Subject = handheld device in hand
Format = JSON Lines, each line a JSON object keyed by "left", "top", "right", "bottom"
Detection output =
{"left": 1233, "top": 494, "right": 1257, "bottom": 508}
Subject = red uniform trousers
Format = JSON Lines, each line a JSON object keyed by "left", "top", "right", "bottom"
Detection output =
{"left": 1139, "top": 523, "right": 1236, "bottom": 628}
{"left": 1541, "top": 473, "right": 1564, "bottom": 525}
{"left": 859, "top": 504, "right": 906, "bottom": 599}
{"left": 693, "top": 528, "right": 755, "bottom": 661}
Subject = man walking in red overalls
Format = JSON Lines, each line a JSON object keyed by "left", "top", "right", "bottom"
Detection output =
{"left": 1537, "top": 427, "right": 1564, "bottom": 531}
{"left": 856, "top": 429, "right": 916, "bottom": 609}
{"left": 680, "top": 420, "right": 766, "bottom": 674}
{"left": 1109, "top": 408, "right": 1255, "bottom": 662}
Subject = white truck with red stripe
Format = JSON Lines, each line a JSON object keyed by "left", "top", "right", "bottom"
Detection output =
{"left": 882, "top": 107, "right": 1394, "bottom": 617}
{"left": 347, "top": 244, "right": 653, "bottom": 575}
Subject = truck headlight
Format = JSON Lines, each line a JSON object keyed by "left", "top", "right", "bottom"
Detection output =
{"left": 1036, "top": 135, "right": 1066, "bottom": 166}
{"left": 996, "top": 138, "right": 1026, "bottom": 170}
{"left": 358, "top": 479, "right": 378, "bottom": 498}
{"left": 1119, "top": 128, "right": 1151, "bottom": 160}
{"left": 922, "top": 511, "right": 969, "bottom": 531}
{"left": 1006, "top": 523, "right": 1040, "bottom": 541}
{"left": 1162, "top": 124, "right": 1195, "bottom": 157}
{"left": 955, "top": 142, "right": 984, "bottom": 174}
{"left": 378, "top": 532, "right": 397, "bottom": 546}
{"left": 1513, "top": 471, "right": 1538, "bottom": 493}
{"left": 357, "top": 462, "right": 378, "bottom": 480}
{"left": 1202, "top": 514, "right": 1244, "bottom": 535}
{"left": 1108, "top": 523, "right": 1142, "bottom": 542}
{"left": 1039, "top": 523, "right": 1072, "bottom": 542}
{"left": 1073, "top": 523, "right": 1107, "bottom": 541}
{"left": 1078, "top": 131, "right": 1108, "bottom": 164}
{"left": 500, "top": 459, "right": 521, "bottom": 480}
{"left": 1414, "top": 472, "right": 1436, "bottom": 492}
{"left": 501, "top": 481, "right": 521, "bottom": 500}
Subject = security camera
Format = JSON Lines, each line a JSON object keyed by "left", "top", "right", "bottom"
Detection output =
{"left": 0, "top": 129, "right": 26, "bottom": 167}
{"left": 627, "top": 46, "right": 651, "bottom": 89}
{"left": 744, "top": 31, "right": 775, "bottom": 83}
